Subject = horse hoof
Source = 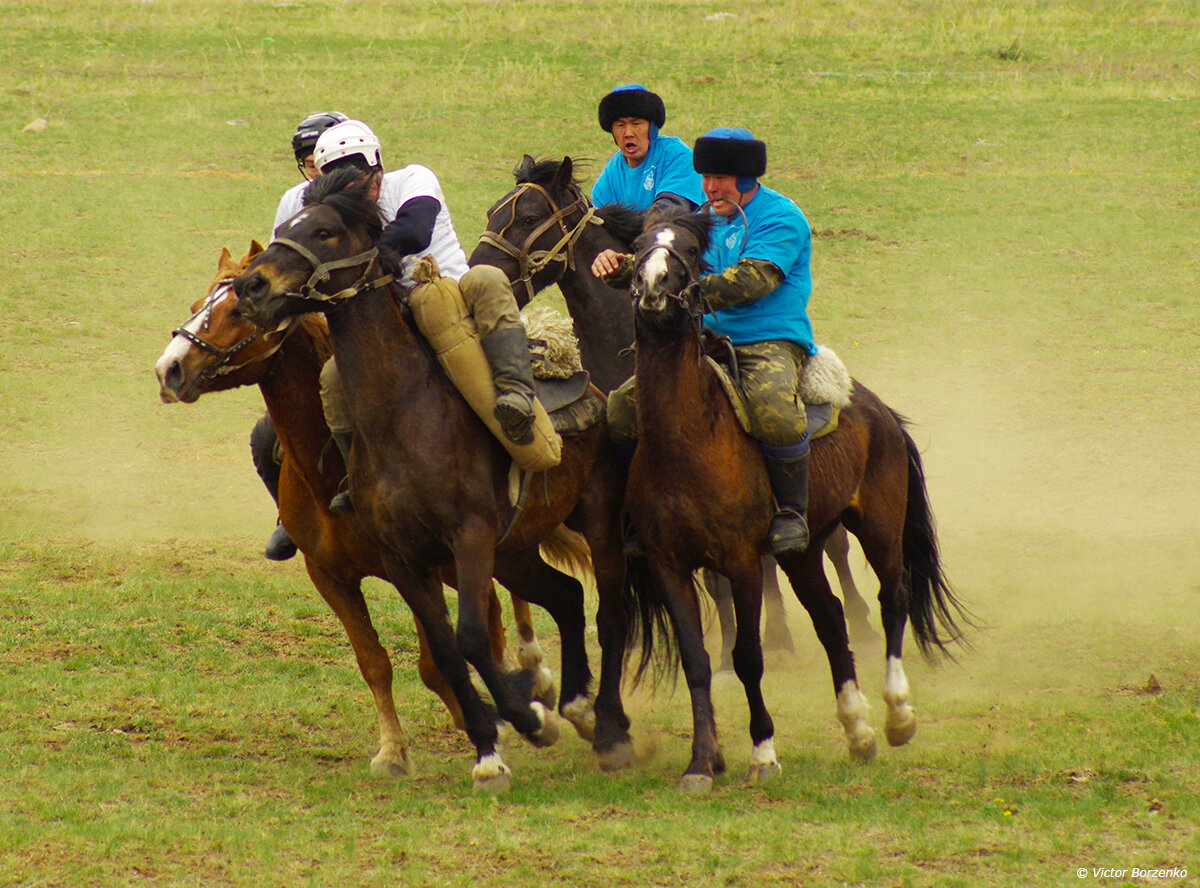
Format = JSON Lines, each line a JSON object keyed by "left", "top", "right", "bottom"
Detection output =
{"left": 369, "top": 749, "right": 412, "bottom": 778}
{"left": 527, "top": 702, "right": 560, "bottom": 749}
{"left": 532, "top": 665, "right": 558, "bottom": 709}
{"left": 849, "top": 733, "right": 878, "bottom": 762}
{"left": 886, "top": 715, "right": 917, "bottom": 747}
{"left": 561, "top": 694, "right": 596, "bottom": 742}
{"left": 596, "top": 738, "right": 635, "bottom": 772}
{"left": 472, "top": 753, "right": 512, "bottom": 793}
{"left": 748, "top": 760, "right": 782, "bottom": 784}
{"left": 679, "top": 773, "right": 714, "bottom": 795}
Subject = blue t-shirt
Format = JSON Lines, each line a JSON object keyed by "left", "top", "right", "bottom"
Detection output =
{"left": 591, "top": 135, "right": 705, "bottom": 211}
{"left": 701, "top": 185, "right": 816, "bottom": 354}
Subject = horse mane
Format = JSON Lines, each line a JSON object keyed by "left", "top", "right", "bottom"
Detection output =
{"left": 594, "top": 202, "right": 645, "bottom": 249}
{"left": 301, "top": 168, "right": 385, "bottom": 237}
{"left": 512, "top": 155, "right": 589, "bottom": 191}
{"left": 649, "top": 210, "right": 716, "bottom": 275}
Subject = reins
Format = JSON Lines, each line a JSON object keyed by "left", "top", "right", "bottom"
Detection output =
{"left": 172, "top": 278, "right": 298, "bottom": 382}
{"left": 477, "top": 182, "right": 603, "bottom": 302}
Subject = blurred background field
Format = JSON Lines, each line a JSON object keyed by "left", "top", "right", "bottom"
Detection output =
{"left": 1, "top": 1, "right": 1197, "bottom": 885}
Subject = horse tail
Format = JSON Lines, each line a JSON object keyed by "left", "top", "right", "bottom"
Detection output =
{"left": 623, "top": 556, "right": 681, "bottom": 686}
{"left": 539, "top": 525, "right": 594, "bottom": 583}
{"left": 895, "top": 410, "right": 973, "bottom": 658}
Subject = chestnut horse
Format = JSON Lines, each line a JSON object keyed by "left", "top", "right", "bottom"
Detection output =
{"left": 231, "top": 170, "right": 634, "bottom": 790}
{"left": 155, "top": 243, "right": 563, "bottom": 775}
{"left": 468, "top": 155, "right": 879, "bottom": 663}
{"left": 623, "top": 212, "right": 966, "bottom": 792}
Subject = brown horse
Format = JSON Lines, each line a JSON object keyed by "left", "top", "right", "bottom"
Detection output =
{"left": 468, "top": 156, "right": 881, "bottom": 661}
{"left": 231, "top": 169, "right": 635, "bottom": 790}
{"left": 154, "top": 243, "right": 561, "bottom": 776}
{"left": 622, "top": 212, "right": 966, "bottom": 792}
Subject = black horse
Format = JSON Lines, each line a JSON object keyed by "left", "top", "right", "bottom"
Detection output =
{"left": 622, "top": 211, "right": 966, "bottom": 792}
{"left": 468, "top": 155, "right": 881, "bottom": 663}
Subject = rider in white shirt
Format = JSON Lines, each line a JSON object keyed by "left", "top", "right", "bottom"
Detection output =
{"left": 308, "top": 120, "right": 538, "bottom": 511}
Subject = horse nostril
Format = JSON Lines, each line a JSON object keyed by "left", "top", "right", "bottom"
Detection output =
{"left": 165, "top": 359, "right": 183, "bottom": 391}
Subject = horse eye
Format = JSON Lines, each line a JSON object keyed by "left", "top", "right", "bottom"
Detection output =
{"left": 520, "top": 215, "right": 540, "bottom": 226}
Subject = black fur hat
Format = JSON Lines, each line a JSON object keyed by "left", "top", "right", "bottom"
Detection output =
{"left": 692, "top": 129, "right": 768, "bottom": 178}
{"left": 598, "top": 84, "right": 666, "bottom": 132}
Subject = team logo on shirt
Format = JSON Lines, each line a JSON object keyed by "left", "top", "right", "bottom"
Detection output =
{"left": 725, "top": 229, "right": 741, "bottom": 249}
{"left": 642, "top": 168, "right": 655, "bottom": 192}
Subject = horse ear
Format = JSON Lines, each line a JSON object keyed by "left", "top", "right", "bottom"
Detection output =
{"left": 249, "top": 240, "right": 265, "bottom": 258}
{"left": 218, "top": 246, "right": 233, "bottom": 269}
{"left": 551, "top": 156, "right": 574, "bottom": 194}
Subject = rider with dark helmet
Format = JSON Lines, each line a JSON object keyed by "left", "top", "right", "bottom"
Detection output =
{"left": 273, "top": 111, "right": 349, "bottom": 234}
{"left": 602, "top": 127, "right": 816, "bottom": 556}
{"left": 252, "top": 110, "right": 349, "bottom": 562}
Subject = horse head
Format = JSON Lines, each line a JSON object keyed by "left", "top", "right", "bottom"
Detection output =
{"left": 470, "top": 155, "right": 599, "bottom": 303}
{"left": 630, "top": 211, "right": 713, "bottom": 321}
{"left": 156, "top": 241, "right": 287, "bottom": 403}
{"left": 234, "top": 168, "right": 389, "bottom": 330}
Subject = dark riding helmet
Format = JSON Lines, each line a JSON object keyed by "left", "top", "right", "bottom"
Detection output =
{"left": 693, "top": 127, "right": 767, "bottom": 193}
{"left": 598, "top": 84, "right": 666, "bottom": 132}
{"left": 291, "top": 111, "right": 350, "bottom": 162}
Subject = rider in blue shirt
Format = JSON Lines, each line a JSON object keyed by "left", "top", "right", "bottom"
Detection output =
{"left": 600, "top": 127, "right": 817, "bottom": 555}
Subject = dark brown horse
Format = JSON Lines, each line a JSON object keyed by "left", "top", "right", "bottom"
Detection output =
{"left": 231, "top": 170, "right": 634, "bottom": 790}
{"left": 468, "top": 155, "right": 879, "bottom": 660}
{"left": 622, "top": 212, "right": 966, "bottom": 792}
{"left": 155, "top": 243, "right": 564, "bottom": 775}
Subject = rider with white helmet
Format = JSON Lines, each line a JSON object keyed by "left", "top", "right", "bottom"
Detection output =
{"left": 305, "top": 120, "right": 538, "bottom": 510}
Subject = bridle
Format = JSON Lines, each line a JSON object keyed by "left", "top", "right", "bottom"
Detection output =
{"left": 477, "top": 182, "right": 603, "bottom": 302}
{"left": 265, "top": 236, "right": 394, "bottom": 305}
{"left": 631, "top": 238, "right": 706, "bottom": 318}
{"left": 171, "top": 278, "right": 296, "bottom": 382}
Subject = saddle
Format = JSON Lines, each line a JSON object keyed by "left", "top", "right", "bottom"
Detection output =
{"left": 701, "top": 330, "right": 852, "bottom": 441}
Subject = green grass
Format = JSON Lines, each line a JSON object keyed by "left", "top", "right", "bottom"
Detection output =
{"left": 3, "top": 0, "right": 1199, "bottom": 885}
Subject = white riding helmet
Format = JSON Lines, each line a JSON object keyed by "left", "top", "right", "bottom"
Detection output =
{"left": 314, "top": 119, "right": 383, "bottom": 171}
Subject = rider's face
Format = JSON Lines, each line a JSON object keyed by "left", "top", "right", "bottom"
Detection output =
{"left": 611, "top": 117, "right": 652, "bottom": 166}
{"left": 702, "top": 174, "right": 753, "bottom": 215}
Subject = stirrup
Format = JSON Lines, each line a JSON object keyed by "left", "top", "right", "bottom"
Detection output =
{"left": 767, "top": 509, "right": 809, "bottom": 556}
{"left": 264, "top": 523, "right": 297, "bottom": 561}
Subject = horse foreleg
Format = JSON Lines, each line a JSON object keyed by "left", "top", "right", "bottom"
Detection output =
{"left": 724, "top": 555, "right": 780, "bottom": 784}
{"left": 825, "top": 524, "right": 880, "bottom": 649}
{"left": 495, "top": 548, "right": 592, "bottom": 741}
{"left": 304, "top": 563, "right": 411, "bottom": 776}
{"left": 460, "top": 543, "right": 561, "bottom": 753}
{"left": 777, "top": 550, "right": 877, "bottom": 762}
{"left": 651, "top": 559, "right": 723, "bottom": 794}
{"left": 700, "top": 569, "right": 736, "bottom": 671}
{"left": 383, "top": 556, "right": 511, "bottom": 791}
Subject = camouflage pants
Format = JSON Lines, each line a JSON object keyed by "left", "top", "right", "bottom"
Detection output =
{"left": 606, "top": 339, "right": 809, "bottom": 447}
{"left": 320, "top": 265, "right": 520, "bottom": 434}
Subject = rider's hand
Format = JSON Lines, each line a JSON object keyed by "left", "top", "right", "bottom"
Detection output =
{"left": 591, "top": 249, "right": 625, "bottom": 279}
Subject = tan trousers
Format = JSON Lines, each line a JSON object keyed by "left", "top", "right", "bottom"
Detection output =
{"left": 320, "top": 265, "right": 521, "bottom": 434}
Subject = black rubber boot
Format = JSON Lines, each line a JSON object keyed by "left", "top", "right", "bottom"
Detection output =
{"left": 480, "top": 326, "right": 537, "bottom": 445}
{"left": 761, "top": 448, "right": 810, "bottom": 556}
{"left": 329, "top": 430, "right": 354, "bottom": 513}
{"left": 251, "top": 414, "right": 297, "bottom": 561}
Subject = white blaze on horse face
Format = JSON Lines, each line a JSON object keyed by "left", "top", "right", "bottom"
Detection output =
{"left": 154, "top": 283, "right": 236, "bottom": 384}
{"left": 636, "top": 228, "right": 676, "bottom": 311}
{"left": 282, "top": 207, "right": 312, "bottom": 232}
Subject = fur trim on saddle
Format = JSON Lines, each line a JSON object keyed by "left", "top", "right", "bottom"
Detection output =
{"left": 799, "top": 345, "right": 851, "bottom": 409}
{"left": 521, "top": 305, "right": 582, "bottom": 380}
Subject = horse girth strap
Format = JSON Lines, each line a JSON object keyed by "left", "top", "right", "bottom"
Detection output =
{"left": 269, "top": 237, "right": 394, "bottom": 304}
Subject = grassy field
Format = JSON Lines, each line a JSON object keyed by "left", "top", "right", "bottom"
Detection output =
{"left": 2, "top": 1, "right": 1198, "bottom": 885}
